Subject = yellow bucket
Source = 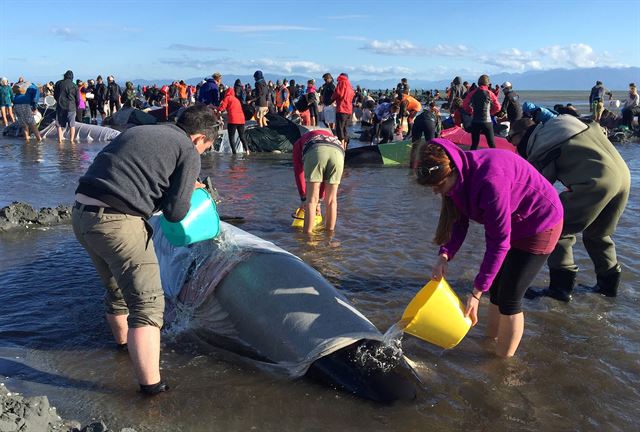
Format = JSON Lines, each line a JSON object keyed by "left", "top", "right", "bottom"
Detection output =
{"left": 401, "top": 278, "right": 472, "bottom": 349}
{"left": 291, "top": 207, "right": 323, "bottom": 228}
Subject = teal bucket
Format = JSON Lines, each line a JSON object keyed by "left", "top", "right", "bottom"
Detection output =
{"left": 160, "top": 188, "right": 220, "bottom": 247}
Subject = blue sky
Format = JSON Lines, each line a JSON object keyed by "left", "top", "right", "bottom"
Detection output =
{"left": 1, "top": 0, "right": 638, "bottom": 83}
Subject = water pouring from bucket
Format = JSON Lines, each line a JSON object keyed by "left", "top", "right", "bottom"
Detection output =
{"left": 399, "top": 278, "right": 471, "bottom": 349}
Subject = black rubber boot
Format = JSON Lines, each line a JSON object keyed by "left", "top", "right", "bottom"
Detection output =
{"left": 593, "top": 264, "right": 621, "bottom": 297}
{"left": 140, "top": 381, "right": 169, "bottom": 396}
{"left": 525, "top": 268, "right": 577, "bottom": 302}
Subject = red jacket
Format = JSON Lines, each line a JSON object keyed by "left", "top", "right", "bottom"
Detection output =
{"left": 331, "top": 73, "right": 354, "bottom": 114}
{"left": 218, "top": 88, "right": 245, "bottom": 125}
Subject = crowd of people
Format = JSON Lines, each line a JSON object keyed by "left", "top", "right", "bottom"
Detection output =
{"left": 1, "top": 69, "right": 635, "bottom": 390}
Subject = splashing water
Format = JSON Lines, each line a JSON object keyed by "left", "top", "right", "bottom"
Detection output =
{"left": 352, "top": 321, "right": 408, "bottom": 373}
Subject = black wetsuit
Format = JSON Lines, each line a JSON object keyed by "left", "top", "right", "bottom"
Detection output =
{"left": 469, "top": 88, "right": 496, "bottom": 150}
{"left": 410, "top": 111, "right": 438, "bottom": 167}
{"left": 94, "top": 83, "right": 107, "bottom": 114}
{"left": 86, "top": 84, "right": 97, "bottom": 119}
{"left": 106, "top": 82, "right": 122, "bottom": 113}
{"left": 411, "top": 111, "right": 437, "bottom": 142}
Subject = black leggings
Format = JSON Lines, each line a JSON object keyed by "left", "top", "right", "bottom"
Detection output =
{"left": 470, "top": 121, "right": 495, "bottom": 150}
{"left": 489, "top": 248, "right": 549, "bottom": 315}
{"left": 336, "top": 112, "right": 350, "bottom": 144}
{"left": 228, "top": 123, "right": 248, "bottom": 153}
{"left": 109, "top": 99, "right": 121, "bottom": 114}
{"left": 308, "top": 101, "right": 318, "bottom": 125}
{"left": 88, "top": 101, "right": 98, "bottom": 119}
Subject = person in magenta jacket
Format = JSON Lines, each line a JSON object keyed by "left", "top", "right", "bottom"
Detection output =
{"left": 416, "top": 138, "right": 563, "bottom": 357}
{"left": 217, "top": 88, "right": 249, "bottom": 154}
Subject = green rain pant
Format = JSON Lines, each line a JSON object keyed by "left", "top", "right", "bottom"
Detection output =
{"left": 548, "top": 184, "right": 629, "bottom": 276}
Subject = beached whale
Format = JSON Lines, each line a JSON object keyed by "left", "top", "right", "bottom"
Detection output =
{"left": 149, "top": 219, "right": 418, "bottom": 402}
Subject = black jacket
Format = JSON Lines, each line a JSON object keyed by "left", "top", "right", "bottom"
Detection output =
{"left": 501, "top": 90, "right": 523, "bottom": 122}
{"left": 94, "top": 83, "right": 107, "bottom": 103}
{"left": 320, "top": 81, "right": 335, "bottom": 106}
{"left": 255, "top": 79, "right": 268, "bottom": 107}
{"left": 54, "top": 78, "right": 78, "bottom": 112}
{"left": 106, "top": 82, "right": 121, "bottom": 102}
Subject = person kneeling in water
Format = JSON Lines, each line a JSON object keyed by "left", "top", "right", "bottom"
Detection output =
{"left": 416, "top": 139, "right": 563, "bottom": 357}
{"left": 292, "top": 130, "right": 345, "bottom": 236}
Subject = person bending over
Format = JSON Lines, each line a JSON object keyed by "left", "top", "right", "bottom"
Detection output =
{"left": 292, "top": 130, "right": 345, "bottom": 236}
{"left": 72, "top": 104, "right": 217, "bottom": 395}
{"left": 416, "top": 139, "right": 563, "bottom": 357}
{"left": 510, "top": 116, "right": 630, "bottom": 301}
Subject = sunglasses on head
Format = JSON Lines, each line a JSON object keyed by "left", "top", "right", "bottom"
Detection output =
{"left": 416, "top": 164, "right": 443, "bottom": 178}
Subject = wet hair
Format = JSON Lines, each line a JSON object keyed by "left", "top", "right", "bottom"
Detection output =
{"left": 176, "top": 104, "right": 219, "bottom": 142}
{"left": 415, "top": 143, "right": 459, "bottom": 245}
{"left": 478, "top": 74, "right": 490, "bottom": 86}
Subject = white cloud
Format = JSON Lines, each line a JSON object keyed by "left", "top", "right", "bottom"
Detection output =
{"left": 477, "top": 43, "right": 627, "bottom": 71}
{"left": 361, "top": 39, "right": 426, "bottom": 56}
{"left": 345, "top": 65, "right": 414, "bottom": 77}
{"left": 168, "top": 44, "right": 227, "bottom": 52}
{"left": 50, "top": 27, "right": 86, "bottom": 42}
{"left": 360, "top": 40, "right": 470, "bottom": 57}
{"left": 215, "top": 25, "right": 320, "bottom": 33}
{"left": 538, "top": 43, "right": 599, "bottom": 68}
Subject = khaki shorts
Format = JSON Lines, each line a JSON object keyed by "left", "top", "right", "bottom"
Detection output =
{"left": 72, "top": 206, "right": 165, "bottom": 328}
{"left": 256, "top": 106, "right": 269, "bottom": 119}
{"left": 304, "top": 145, "right": 344, "bottom": 184}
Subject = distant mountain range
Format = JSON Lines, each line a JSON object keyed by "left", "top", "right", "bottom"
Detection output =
{"left": 131, "top": 67, "right": 638, "bottom": 91}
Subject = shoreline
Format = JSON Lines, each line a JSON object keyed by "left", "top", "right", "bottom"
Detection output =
{"left": 0, "top": 382, "right": 136, "bottom": 432}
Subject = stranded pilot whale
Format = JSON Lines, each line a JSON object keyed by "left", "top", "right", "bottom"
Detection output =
{"left": 150, "top": 219, "right": 418, "bottom": 403}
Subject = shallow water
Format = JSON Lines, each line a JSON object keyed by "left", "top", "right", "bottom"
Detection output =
{"left": 1, "top": 132, "right": 639, "bottom": 431}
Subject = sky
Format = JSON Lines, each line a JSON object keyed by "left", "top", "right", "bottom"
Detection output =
{"left": 1, "top": 0, "right": 639, "bottom": 84}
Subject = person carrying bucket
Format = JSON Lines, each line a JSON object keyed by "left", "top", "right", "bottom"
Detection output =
{"left": 292, "top": 129, "right": 345, "bottom": 236}
{"left": 72, "top": 105, "right": 217, "bottom": 395}
{"left": 414, "top": 138, "right": 563, "bottom": 357}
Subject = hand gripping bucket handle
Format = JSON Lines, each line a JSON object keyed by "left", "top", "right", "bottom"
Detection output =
{"left": 401, "top": 278, "right": 472, "bottom": 349}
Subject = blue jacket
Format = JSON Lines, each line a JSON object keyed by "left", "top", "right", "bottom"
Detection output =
{"left": 13, "top": 84, "right": 40, "bottom": 110}
{"left": 522, "top": 101, "right": 557, "bottom": 124}
{"left": 198, "top": 78, "right": 219, "bottom": 106}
